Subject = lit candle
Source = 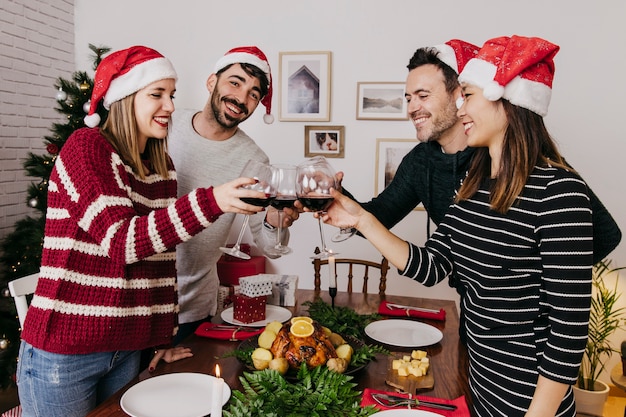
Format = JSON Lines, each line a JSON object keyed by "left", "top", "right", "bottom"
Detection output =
{"left": 211, "top": 364, "right": 224, "bottom": 417}
{"left": 328, "top": 255, "right": 337, "bottom": 288}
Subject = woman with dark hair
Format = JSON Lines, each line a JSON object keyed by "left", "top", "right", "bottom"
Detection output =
{"left": 321, "top": 36, "right": 591, "bottom": 417}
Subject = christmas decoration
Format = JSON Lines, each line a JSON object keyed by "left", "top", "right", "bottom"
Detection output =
{"left": 0, "top": 44, "right": 111, "bottom": 389}
{"left": 55, "top": 87, "right": 67, "bottom": 102}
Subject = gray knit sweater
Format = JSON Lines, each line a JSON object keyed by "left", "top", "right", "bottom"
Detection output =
{"left": 168, "top": 109, "right": 285, "bottom": 323}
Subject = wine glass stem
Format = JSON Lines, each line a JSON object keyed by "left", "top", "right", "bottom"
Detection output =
{"left": 274, "top": 210, "right": 284, "bottom": 248}
{"left": 233, "top": 214, "right": 250, "bottom": 250}
{"left": 317, "top": 215, "right": 328, "bottom": 252}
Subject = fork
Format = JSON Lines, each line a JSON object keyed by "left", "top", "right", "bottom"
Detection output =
{"left": 371, "top": 393, "right": 457, "bottom": 411}
{"left": 385, "top": 303, "right": 441, "bottom": 314}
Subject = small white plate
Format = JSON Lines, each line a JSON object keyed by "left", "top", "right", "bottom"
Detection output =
{"left": 221, "top": 305, "right": 292, "bottom": 327}
{"left": 371, "top": 410, "right": 443, "bottom": 416}
{"left": 365, "top": 319, "right": 443, "bottom": 347}
{"left": 120, "top": 372, "right": 230, "bottom": 417}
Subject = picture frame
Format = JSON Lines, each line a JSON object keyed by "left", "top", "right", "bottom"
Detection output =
{"left": 304, "top": 125, "right": 345, "bottom": 158}
{"left": 375, "top": 138, "right": 417, "bottom": 195}
{"left": 356, "top": 82, "right": 408, "bottom": 120}
{"left": 279, "top": 51, "right": 331, "bottom": 122}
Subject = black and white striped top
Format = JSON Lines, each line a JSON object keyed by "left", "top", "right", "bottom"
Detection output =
{"left": 402, "top": 165, "right": 593, "bottom": 416}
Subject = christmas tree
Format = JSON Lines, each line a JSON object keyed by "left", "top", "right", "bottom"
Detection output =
{"left": 0, "top": 44, "right": 110, "bottom": 389}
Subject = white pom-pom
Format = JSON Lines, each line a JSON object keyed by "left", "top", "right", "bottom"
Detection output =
{"left": 483, "top": 82, "right": 504, "bottom": 101}
{"left": 263, "top": 113, "right": 274, "bottom": 124}
{"left": 455, "top": 97, "right": 464, "bottom": 109}
{"left": 84, "top": 113, "right": 101, "bottom": 128}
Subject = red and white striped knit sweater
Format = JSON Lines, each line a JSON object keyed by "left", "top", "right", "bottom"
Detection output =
{"left": 21, "top": 128, "right": 223, "bottom": 354}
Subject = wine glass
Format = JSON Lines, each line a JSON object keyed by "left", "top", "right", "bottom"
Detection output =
{"left": 219, "top": 160, "right": 275, "bottom": 260}
{"left": 264, "top": 164, "right": 297, "bottom": 256}
{"left": 332, "top": 227, "right": 357, "bottom": 242}
{"left": 296, "top": 156, "right": 339, "bottom": 259}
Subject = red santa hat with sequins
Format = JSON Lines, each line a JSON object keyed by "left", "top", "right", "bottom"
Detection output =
{"left": 433, "top": 39, "right": 480, "bottom": 74}
{"left": 458, "top": 35, "right": 559, "bottom": 116}
{"left": 84, "top": 45, "right": 177, "bottom": 128}
{"left": 214, "top": 46, "right": 274, "bottom": 124}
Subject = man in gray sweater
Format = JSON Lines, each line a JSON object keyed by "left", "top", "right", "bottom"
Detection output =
{"left": 168, "top": 46, "right": 299, "bottom": 344}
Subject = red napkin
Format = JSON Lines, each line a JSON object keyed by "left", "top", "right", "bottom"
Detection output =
{"left": 194, "top": 322, "right": 263, "bottom": 341}
{"left": 378, "top": 301, "right": 446, "bottom": 321}
{"left": 361, "top": 388, "right": 470, "bottom": 417}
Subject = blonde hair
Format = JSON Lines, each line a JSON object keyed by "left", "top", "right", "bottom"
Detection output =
{"left": 100, "top": 94, "right": 171, "bottom": 179}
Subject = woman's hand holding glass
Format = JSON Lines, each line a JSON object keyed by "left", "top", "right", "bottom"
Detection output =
{"left": 219, "top": 160, "right": 276, "bottom": 260}
{"left": 212, "top": 177, "right": 271, "bottom": 215}
{"left": 318, "top": 188, "right": 365, "bottom": 230}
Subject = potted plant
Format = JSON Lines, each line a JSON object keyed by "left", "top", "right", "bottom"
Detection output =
{"left": 573, "top": 259, "right": 626, "bottom": 416}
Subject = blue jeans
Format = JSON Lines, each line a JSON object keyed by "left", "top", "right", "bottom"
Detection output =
{"left": 17, "top": 341, "right": 140, "bottom": 417}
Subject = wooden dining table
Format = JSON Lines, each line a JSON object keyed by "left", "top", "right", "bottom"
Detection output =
{"left": 87, "top": 289, "right": 474, "bottom": 416}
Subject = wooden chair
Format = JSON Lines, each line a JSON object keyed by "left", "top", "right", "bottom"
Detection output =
{"left": 312, "top": 248, "right": 389, "bottom": 295}
{"left": 8, "top": 272, "right": 39, "bottom": 328}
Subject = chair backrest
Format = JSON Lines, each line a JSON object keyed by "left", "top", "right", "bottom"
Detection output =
{"left": 8, "top": 273, "right": 39, "bottom": 328}
{"left": 312, "top": 250, "right": 389, "bottom": 295}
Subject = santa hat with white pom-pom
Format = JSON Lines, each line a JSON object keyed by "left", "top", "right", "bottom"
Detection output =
{"left": 84, "top": 45, "right": 177, "bottom": 128}
{"left": 457, "top": 35, "right": 559, "bottom": 117}
{"left": 214, "top": 46, "right": 274, "bottom": 124}
{"left": 433, "top": 39, "right": 479, "bottom": 75}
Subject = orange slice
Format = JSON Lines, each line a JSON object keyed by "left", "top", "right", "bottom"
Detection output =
{"left": 290, "top": 320, "right": 315, "bottom": 338}
{"left": 290, "top": 316, "right": 313, "bottom": 325}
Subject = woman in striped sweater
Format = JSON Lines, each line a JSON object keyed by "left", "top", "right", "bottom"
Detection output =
{"left": 16, "top": 46, "right": 268, "bottom": 417}
{"left": 322, "top": 36, "right": 592, "bottom": 417}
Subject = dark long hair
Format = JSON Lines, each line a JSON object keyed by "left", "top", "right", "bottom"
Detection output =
{"left": 455, "top": 100, "right": 570, "bottom": 213}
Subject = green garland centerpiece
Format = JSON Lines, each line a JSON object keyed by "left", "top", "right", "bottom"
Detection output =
{"left": 303, "top": 299, "right": 381, "bottom": 339}
{"left": 224, "top": 366, "right": 378, "bottom": 417}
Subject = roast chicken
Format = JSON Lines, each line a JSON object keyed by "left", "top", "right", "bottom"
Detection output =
{"left": 270, "top": 321, "right": 338, "bottom": 369}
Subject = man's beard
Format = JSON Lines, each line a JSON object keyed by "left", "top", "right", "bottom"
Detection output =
{"left": 211, "top": 93, "right": 249, "bottom": 129}
{"left": 417, "top": 101, "right": 458, "bottom": 143}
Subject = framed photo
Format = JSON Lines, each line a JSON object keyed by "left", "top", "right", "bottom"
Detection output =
{"left": 375, "top": 138, "right": 416, "bottom": 194}
{"left": 356, "top": 82, "right": 408, "bottom": 120}
{"left": 304, "top": 125, "right": 345, "bottom": 158}
{"left": 279, "top": 51, "right": 331, "bottom": 122}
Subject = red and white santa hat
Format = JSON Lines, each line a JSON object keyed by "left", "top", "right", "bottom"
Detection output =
{"left": 214, "top": 46, "right": 274, "bottom": 124}
{"left": 84, "top": 45, "right": 177, "bottom": 128}
{"left": 433, "top": 39, "right": 479, "bottom": 74}
{"left": 458, "top": 35, "right": 559, "bottom": 116}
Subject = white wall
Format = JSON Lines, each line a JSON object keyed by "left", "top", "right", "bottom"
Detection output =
{"left": 74, "top": 0, "right": 626, "bottom": 381}
{"left": 0, "top": 0, "right": 74, "bottom": 244}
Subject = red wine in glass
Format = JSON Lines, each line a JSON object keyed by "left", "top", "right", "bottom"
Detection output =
{"left": 265, "top": 164, "right": 297, "bottom": 257}
{"left": 220, "top": 160, "right": 275, "bottom": 260}
{"left": 298, "top": 196, "right": 334, "bottom": 212}
{"left": 270, "top": 196, "right": 297, "bottom": 210}
{"left": 241, "top": 194, "right": 275, "bottom": 207}
{"left": 296, "top": 156, "right": 340, "bottom": 259}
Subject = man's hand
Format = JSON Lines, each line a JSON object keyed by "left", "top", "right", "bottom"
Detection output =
{"left": 149, "top": 346, "right": 193, "bottom": 372}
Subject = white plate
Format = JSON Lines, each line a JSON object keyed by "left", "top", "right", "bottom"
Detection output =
{"left": 120, "top": 372, "right": 230, "bottom": 417}
{"left": 371, "top": 410, "right": 443, "bottom": 416}
{"left": 365, "top": 319, "right": 443, "bottom": 347}
{"left": 221, "top": 305, "right": 292, "bottom": 327}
